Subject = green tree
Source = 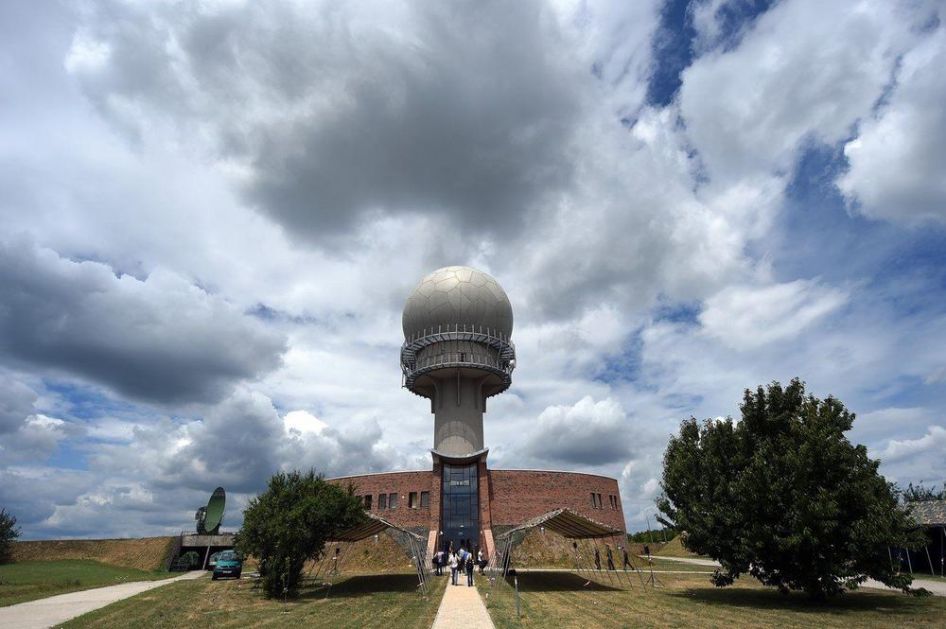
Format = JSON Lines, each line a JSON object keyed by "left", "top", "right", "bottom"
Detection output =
{"left": 0, "top": 508, "right": 21, "bottom": 564}
{"left": 235, "top": 470, "right": 365, "bottom": 598}
{"left": 658, "top": 379, "right": 925, "bottom": 599}
{"left": 903, "top": 482, "right": 946, "bottom": 503}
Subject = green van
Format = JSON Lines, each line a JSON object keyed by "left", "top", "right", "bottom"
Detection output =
{"left": 212, "top": 550, "right": 242, "bottom": 580}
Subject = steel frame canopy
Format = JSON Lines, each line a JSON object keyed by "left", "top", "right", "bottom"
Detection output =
{"left": 324, "top": 512, "right": 430, "bottom": 594}
{"left": 494, "top": 508, "right": 647, "bottom": 589}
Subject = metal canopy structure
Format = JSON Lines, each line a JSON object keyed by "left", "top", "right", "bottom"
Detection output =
{"left": 493, "top": 508, "right": 649, "bottom": 589}
{"left": 322, "top": 513, "right": 430, "bottom": 594}
{"left": 497, "top": 508, "right": 621, "bottom": 546}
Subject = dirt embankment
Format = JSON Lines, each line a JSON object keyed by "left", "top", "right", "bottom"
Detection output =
{"left": 12, "top": 537, "right": 176, "bottom": 571}
{"left": 319, "top": 529, "right": 649, "bottom": 573}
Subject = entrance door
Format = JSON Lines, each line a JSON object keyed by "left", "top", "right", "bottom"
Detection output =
{"left": 440, "top": 463, "right": 479, "bottom": 553}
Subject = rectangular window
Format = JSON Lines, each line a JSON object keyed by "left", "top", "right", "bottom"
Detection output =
{"left": 379, "top": 493, "right": 387, "bottom": 509}
{"left": 388, "top": 492, "right": 398, "bottom": 509}
{"left": 364, "top": 494, "right": 372, "bottom": 510}
{"left": 597, "top": 493, "right": 603, "bottom": 510}
{"left": 591, "top": 492, "right": 598, "bottom": 508}
{"left": 409, "top": 491, "right": 418, "bottom": 508}
{"left": 420, "top": 491, "right": 430, "bottom": 508}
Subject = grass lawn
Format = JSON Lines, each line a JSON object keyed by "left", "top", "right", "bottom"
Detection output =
{"left": 0, "top": 560, "right": 175, "bottom": 607}
{"left": 478, "top": 570, "right": 946, "bottom": 628}
{"left": 61, "top": 571, "right": 445, "bottom": 629}
{"left": 642, "top": 557, "right": 715, "bottom": 573}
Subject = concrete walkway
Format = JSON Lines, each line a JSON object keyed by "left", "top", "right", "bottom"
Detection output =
{"left": 431, "top": 578, "right": 495, "bottom": 629}
{"left": 0, "top": 570, "right": 206, "bottom": 629}
{"left": 648, "top": 555, "right": 946, "bottom": 596}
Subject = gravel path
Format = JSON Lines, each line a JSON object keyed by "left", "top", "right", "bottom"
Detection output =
{"left": 0, "top": 570, "right": 206, "bottom": 629}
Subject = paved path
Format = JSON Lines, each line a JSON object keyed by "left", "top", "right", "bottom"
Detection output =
{"left": 431, "top": 578, "right": 495, "bottom": 629}
{"left": 0, "top": 570, "right": 206, "bottom": 629}
{"left": 647, "top": 555, "right": 946, "bottom": 596}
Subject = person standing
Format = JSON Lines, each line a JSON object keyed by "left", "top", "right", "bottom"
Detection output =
{"left": 449, "top": 550, "right": 459, "bottom": 585}
{"left": 465, "top": 550, "right": 475, "bottom": 586}
{"left": 606, "top": 545, "right": 615, "bottom": 571}
{"left": 477, "top": 547, "right": 485, "bottom": 575}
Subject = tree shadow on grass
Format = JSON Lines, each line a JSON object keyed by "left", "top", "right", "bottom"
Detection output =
{"left": 505, "top": 571, "right": 623, "bottom": 592}
{"left": 299, "top": 573, "right": 422, "bottom": 599}
{"left": 666, "top": 585, "right": 929, "bottom": 617}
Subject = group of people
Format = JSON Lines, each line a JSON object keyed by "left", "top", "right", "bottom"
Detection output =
{"left": 576, "top": 541, "right": 635, "bottom": 571}
{"left": 432, "top": 545, "right": 486, "bottom": 586}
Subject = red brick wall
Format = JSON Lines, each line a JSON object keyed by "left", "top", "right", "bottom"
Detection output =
{"left": 328, "top": 471, "right": 437, "bottom": 530}
{"left": 487, "top": 470, "right": 626, "bottom": 533}
{"left": 328, "top": 467, "right": 627, "bottom": 537}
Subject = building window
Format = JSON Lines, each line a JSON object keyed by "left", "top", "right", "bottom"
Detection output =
{"left": 379, "top": 493, "right": 387, "bottom": 509}
{"left": 591, "top": 492, "right": 598, "bottom": 509}
{"left": 409, "top": 491, "right": 418, "bottom": 508}
{"left": 364, "top": 494, "right": 372, "bottom": 510}
{"left": 388, "top": 492, "right": 398, "bottom": 509}
{"left": 420, "top": 491, "right": 430, "bottom": 508}
{"left": 597, "top": 493, "right": 603, "bottom": 510}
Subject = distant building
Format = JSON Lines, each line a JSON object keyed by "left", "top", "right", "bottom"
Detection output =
{"left": 907, "top": 500, "right": 946, "bottom": 576}
{"left": 328, "top": 266, "right": 625, "bottom": 560}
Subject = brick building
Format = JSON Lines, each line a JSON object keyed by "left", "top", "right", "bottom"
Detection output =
{"left": 327, "top": 266, "right": 626, "bottom": 561}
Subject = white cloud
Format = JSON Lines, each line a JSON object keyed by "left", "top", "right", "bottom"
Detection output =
{"left": 840, "top": 26, "right": 946, "bottom": 223}
{"left": 699, "top": 280, "right": 848, "bottom": 350}
{"left": 680, "top": 0, "right": 923, "bottom": 185}
{"left": 525, "top": 396, "right": 633, "bottom": 465}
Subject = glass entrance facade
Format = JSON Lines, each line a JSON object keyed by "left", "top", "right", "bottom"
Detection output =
{"left": 440, "top": 463, "right": 479, "bottom": 552}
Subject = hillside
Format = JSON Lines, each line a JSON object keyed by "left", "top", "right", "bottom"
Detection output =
{"left": 12, "top": 537, "right": 176, "bottom": 572}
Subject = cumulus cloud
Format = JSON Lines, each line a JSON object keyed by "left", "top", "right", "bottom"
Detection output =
{"left": 876, "top": 425, "right": 946, "bottom": 484}
{"left": 0, "top": 238, "right": 287, "bottom": 404}
{"left": 525, "top": 396, "right": 633, "bottom": 465}
{"left": 0, "top": 376, "right": 37, "bottom": 434}
{"left": 840, "top": 26, "right": 946, "bottom": 223}
{"left": 66, "top": 0, "right": 589, "bottom": 240}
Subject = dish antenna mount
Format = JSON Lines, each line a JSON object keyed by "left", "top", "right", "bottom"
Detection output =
{"left": 195, "top": 487, "right": 226, "bottom": 535}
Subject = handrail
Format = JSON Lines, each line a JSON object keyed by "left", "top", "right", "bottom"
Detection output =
{"left": 405, "top": 323, "right": 513, "bottom": 345}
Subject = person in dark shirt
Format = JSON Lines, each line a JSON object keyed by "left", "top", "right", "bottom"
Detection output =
{"left": 465, "top": 552, "right": 475, "bottom": 586}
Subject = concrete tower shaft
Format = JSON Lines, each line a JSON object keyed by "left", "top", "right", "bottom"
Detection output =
{"left": 401, "top": 266, "right": 515, "bottom": 457}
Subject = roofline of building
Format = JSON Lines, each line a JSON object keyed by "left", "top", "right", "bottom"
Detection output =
{"left": 488, "top": 468, "right": 620, "bottom": 482}
{"left": 326, "top": 469, "right": 430, "bottom": 482}
{"left": 327, "top": 467, "right": 620, "bottom": 483}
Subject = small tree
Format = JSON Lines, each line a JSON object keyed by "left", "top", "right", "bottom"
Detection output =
{"left": 0, "top": 508, "right": 21, "bottom": 564}
{"left": 235, "top": 470, "right": 365, "bottom": 598}
{"left": 658, "top": 379, "right": 925, "bottom": 599}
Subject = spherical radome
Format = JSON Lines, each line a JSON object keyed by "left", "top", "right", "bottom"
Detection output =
{"left": 403, "top": 266, "right": 513, "bottom": 339}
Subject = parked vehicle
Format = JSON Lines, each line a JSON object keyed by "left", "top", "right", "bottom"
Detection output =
{"left": 212, "top": 550, "right": 242, "bottom": 580}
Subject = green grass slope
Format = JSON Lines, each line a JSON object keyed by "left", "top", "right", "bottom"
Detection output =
{"left": 0, "top": 560, "right": 174, "bottom": 607}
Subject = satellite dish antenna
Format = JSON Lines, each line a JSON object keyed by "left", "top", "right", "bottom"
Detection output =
{"left": 196, "top": 487, "right": 226, "bottom": 535}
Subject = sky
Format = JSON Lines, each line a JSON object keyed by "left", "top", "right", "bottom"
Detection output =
{"left": 1, "top": 0, "right": 945, "bottom": 539}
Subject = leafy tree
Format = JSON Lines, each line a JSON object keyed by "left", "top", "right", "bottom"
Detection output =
{"left": 658, "top": 379, "right": 925, "bottom": 599}
{"left": 0, "top": 508, "right": 20, "bottom": 564}
{"left": 235, "top": 470, "right": 365, "bottom": 598}
{"left": 903, "top": 482, "right": 946, "bottom": 503}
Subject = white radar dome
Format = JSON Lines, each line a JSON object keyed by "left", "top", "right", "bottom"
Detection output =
{"left": 403, "top": 266, "right": 513, "bottom": 339}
